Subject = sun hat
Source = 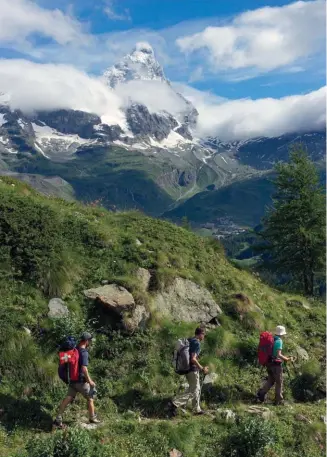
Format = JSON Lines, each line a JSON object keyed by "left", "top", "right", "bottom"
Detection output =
{"left": 275, "top": 325, "right": 287, "bottom": 336}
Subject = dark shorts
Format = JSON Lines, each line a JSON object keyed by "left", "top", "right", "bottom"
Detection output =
{"left": 67, "top": 382, "right": 91, "bottom": 399}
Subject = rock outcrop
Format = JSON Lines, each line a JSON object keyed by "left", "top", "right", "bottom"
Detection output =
{"left": 48, "top": 298, "right": 69, "bottom": 318}
{"left": 84, "top": 284, "right": 149, "bottom": 331}
{"left": 153, "top": 277, "right": 222, "bottom": 324}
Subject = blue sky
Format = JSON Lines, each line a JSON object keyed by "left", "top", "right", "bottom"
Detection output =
{"left": 0, "top": 0, "right": 325, "bottom": 99}
{"left": 0, "top": 0, "right": 325, "bottom": 140}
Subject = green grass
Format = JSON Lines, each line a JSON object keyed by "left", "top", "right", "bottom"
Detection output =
{"left": 0, "top": 177, "right": 325, "bottom": 457}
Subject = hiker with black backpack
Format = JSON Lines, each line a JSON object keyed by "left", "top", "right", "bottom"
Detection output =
{"left": 256, "top": 325, "right": 294, "bottom": 405}
{"left": 54, "top": 332, "right": 100, "bottom": 428}
{"left": 170, "top": 327, "right": 209, "bottom": 416}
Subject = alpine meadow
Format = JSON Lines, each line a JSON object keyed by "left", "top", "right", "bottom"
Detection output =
{"left": 0, "top": 0, "right": 325, "bottom": 456}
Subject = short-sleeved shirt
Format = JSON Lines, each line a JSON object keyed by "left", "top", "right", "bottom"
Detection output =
{"left": 189, "top": 337, "right": 201, "bottom": 372}
{"left": 272, "top": 336, "right": 283, "bottom": 362}
{"left": 78, "top": 347, "right": 89, "bottom": 382}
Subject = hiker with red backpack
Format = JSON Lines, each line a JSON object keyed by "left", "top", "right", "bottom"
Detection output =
{"left": 54, "top": 332, "right": 100, "bottom": 428}
{"left": 169, "top": 327, "right": 209, "bottom": 417}
{"left": 256, "top": 325, "right": 294, "bottom": 405}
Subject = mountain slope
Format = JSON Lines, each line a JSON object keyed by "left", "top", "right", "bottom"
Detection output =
{"left": 0, "top": 178, "right": 325, "bottom": 457}
{"left": 0, "top": 44, "right": 325, "bottom": 223}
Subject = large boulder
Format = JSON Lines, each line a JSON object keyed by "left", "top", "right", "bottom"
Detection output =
{"left": 84, "top": 284, "right": 149, "bottom": 331}
{"left": 153, "top": 278, "right": 222, "bottom": 324}
{"left": 84, "top": 284, "right": 135, "bottom": 313}
{"left": 136, "top": 268, "right": 151, "bottom": 292}
{"left": 48, "top": 298, "right": 69, "bottom": 318}
{"left": 295, "top": 346, "right": 309, "bottom": 362}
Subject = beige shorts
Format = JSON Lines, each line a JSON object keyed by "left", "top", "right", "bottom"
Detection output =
{"left": 67, "top": 382, "right": 91, "bottom": 399}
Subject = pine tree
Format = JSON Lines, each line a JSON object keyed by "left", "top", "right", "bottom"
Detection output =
{"left": 261, "top": 146, "right": 325, "bottom": 295}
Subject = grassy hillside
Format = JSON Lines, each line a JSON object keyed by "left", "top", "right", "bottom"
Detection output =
{"left": 164, "top": 175, "right": 275, "bottom": 227}
{"left": 0, "top": 177, "right": 325, "bottom": 457}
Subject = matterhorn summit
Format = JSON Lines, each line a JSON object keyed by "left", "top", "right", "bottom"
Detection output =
{"left": 103, "top": 42, "right": 167, "bottom": 88}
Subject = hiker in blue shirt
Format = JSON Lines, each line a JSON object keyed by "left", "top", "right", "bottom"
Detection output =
{"left": 257, "top": 325, "right": 294, "bottom": 405}
{"left": 171, "top": 327, "right": 209, "bottom": 416}
{"left": 54, "top": 332, "right": 100, "bottom": 428}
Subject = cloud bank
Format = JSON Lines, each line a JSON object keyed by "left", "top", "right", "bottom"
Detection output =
{"left": 0, "top": 0, "right": 90, "bottom": 53}
{"left": 0, "top": 59, "right": 325, "bottom": 141}
{"left": 175, "top": 83, "right": 326, "bottom": 140}
{"left": 177, "top": 0, "right": 325, "bottom": 78}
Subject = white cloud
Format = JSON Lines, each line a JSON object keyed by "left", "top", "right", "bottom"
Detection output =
{"left": 0, "top": 59, "right": 324, "bottom": 142}
{"left": 175, "top": 83, "right": 326, "bottom": 140}
{"left": 176, "top": 1, "right": 325, "bottom": 77}
{"left": 104, "top": 1, "right": 131, "bottom": 22}
{"left": 0, "top": 0, "right": 90, "bottom": 52}
{"left": 0, "top": 59, "right": 125, "bottom": 126}
{"left": 114, "top": 80, "right": 188, "bottom": 118}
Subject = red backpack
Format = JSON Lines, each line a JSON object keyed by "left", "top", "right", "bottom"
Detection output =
{"left": 58, "top": 337, "right": 80, "bottom": 384}
{"left": 258, "top": 331, "right": 274, "bottom": 366}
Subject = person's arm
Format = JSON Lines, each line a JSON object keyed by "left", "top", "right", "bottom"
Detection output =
{"left": 276, "top": 350, "right": 293, "bottom": 362}
{"left": 81, "top": 366, "right": 95, "bottom": 387}
{"left": 190, "top": 353, "right": 208, "bottom": 373}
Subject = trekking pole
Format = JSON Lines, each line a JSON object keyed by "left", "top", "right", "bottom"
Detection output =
{"left": 284, "top": 363, "right": 291, "bottom": 378}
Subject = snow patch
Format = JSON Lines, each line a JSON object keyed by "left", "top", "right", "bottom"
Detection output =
{"left": 34, "top": 142, "right": 50, "bottom": 159}
{"left": 32, "top": 123, "right": 90, "bottom": 145}
{"left": 0, "top": 136, "right": 9, "bottom": 144}
{"left": 0, "top": 113, "right": 6, "bottom": 126}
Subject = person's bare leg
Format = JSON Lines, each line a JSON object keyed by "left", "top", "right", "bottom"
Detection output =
{"left": 58, "top": 396, "right": 74, "bottom": 416}
{"left": 88, "top": 398, "right": 95, "bottom": 418}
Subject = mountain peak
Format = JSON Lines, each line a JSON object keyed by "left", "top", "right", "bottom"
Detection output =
{"left": 103, "top": 42, "right": 166, "bottom": 88}
{"left": 133, "top": 42, "right": 154, "bottom": 55}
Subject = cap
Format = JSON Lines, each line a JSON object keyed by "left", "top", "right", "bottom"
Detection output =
{"left": 275, "top": 325, "right": 287, "bottom": 336}
{"left": 80, "top": 331, "right": 93, "bottom": 342}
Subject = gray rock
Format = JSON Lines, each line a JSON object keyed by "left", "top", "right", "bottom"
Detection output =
{"left": 126, "top": 103, "right": 178, "bottom": 141}
{"left": 48, "top": 298, "right": 69, "bottom": 318}
{"left": 246, "top": 406, "right": 273, "bottom": 420}
{"left": 22, "top": 327, "right": 31, "bottom": 336}
{"left": 123, "top": 304, "right": 150, "bottom": 332}
{"left": 136, "top": 268, "right": 151, "bottom": 291}
{"left": 169, "top": 450, "right": 183, "bottom": 457}
{"left": 153, "top": 277, "right": 222, "bottom": 323}
{"left": 135, "top": 238, "right": 142, "bottom": 246}
{"left": 84, "top": 284, "right": 135, "bottom": 314}
{"left": 203, "top": 373, "right": 218, "bottom": 385}
{"left": 84, "top": 284, "right": 149, "bottom": 331}
{"left": 295, "top": 346, "right": 309, "bottom": 362}
{"left": 286, "top": 299, "right": 310, "bottom": 310}
{"left": 216, "top": 409, "right": 236, "bottom": 423}
{"left": 36, "top": 109, "right": 101, "bottom": 138}
{"left": 295, "top": 414, "right": 311, "bottom": 423}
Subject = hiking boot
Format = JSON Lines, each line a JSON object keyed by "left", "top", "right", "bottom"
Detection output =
{"left": 168, "top": 401, "right": 178, "bottom": 418}
{"left": 273, "top": 400, "right": 288, "bottom": 406}
{"left": 53, "top": 417, "right": 64, "bottom": 429}
{"left": 256, "top": 390, "right": 266, "bottom": 403}
{"left": 194, "top": 410, "right": 206, "bottom": 416}
{"left": 89, "top": 415, "right": 101, "bottom": 424}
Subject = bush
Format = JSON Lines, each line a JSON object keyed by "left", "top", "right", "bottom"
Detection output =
{"left": 223, "top": 417, "right": 276, "bottom": 457}
{"left": 291, "top": 360, "right": 324, "bottom": 402}
{"left": 26, "top": 427, "right": 106, "bottom": 457}
{"left": 237, "top": 335, "right": 258, "bottom": 366}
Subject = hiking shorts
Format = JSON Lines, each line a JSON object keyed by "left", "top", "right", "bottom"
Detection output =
{"left": 67, "top": 382, "right": 91, "bottom": 399}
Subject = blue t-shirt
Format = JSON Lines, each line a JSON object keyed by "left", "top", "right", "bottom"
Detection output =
{"left": 189, "top": 337, "right": 201, "bottom": 372}
{"left": 78, "top": 347, "right": 89, "bottom": 382}
{"left": 272, "top": 336, "right": 283, "bottom": 362}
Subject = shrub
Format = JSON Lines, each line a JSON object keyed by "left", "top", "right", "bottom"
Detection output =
{"left": 223, "top": 416, "right": 276, "bottom": 457}
{"left": 237, "top": 335, "right": 258, "bottom": 366}
{"left": 26, "top": 427, "right": 106, "bottom": 457}
{"left": 291, "top": 359, "right": 324, "bottom": 402}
